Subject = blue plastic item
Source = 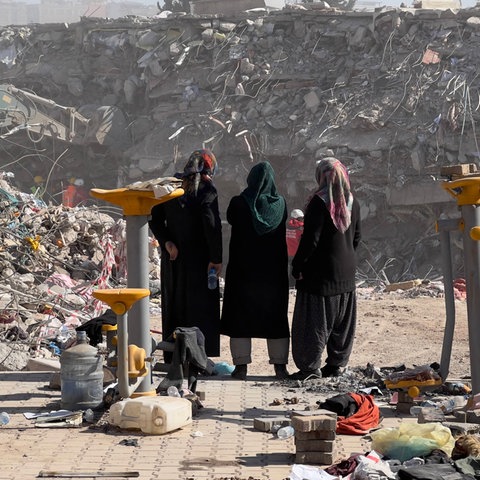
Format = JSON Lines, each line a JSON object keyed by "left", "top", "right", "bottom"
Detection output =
{"left": 213, "top": 362, "right": 235, "bottom": 375}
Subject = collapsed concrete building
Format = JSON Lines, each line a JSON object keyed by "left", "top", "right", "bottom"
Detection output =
{"left": 1, "top": 3, "right": 480, "bottom": 282}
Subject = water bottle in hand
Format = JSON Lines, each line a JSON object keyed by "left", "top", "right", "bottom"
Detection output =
{"left": 208, "top": 268, "right": 217, "bottom": 290}
{"left": 0, "top": 412, "right": 10, "bottom": 426}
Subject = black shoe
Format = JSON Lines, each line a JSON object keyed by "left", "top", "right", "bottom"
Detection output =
{"left": 288, "top": 369, "right": 321, "bottom": 381}
{"left": 274, "top": 364, "right": 290, "bottom": 380}
{"left": 231, "top": 364, "right": 247, "bottom": 380}
{"left": 321, "top": 365, "right": 343, "bottom": 377}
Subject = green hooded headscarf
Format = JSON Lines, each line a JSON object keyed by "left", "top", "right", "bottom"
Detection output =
{"left": 241, "top": 161, "right": 285, "bottom": 236}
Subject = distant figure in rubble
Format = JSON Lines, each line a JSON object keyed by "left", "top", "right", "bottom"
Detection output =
{"left": 289, "top": 158, "right": 361, "bottom": 381}
{"left": 31, "top": 175, "right": 46, "bottom": 198}
{"left": 286, "top": 208, "right": 304, "bottom": 285}
{"left": 149, "top": 149, "right": 222, "bottom": 358}
{"left": 221, "top": 161, "right": 290, "bottom": 381}
{"left": 62, "top": 178, "right": 89, "bottom": 207}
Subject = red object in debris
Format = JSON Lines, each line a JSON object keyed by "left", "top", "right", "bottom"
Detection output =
{"left": 422, "top": 49, "right": 440, "bottom": 64}
{"left": 453, "top": 278, "right": 467, "bottom": 300}
{"left": 62, "top": 185, "right": 77, "bottom": 207}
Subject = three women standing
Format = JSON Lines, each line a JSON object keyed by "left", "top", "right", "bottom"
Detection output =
{"left": 221, "top": 161, "right": 290, "bottom": 380}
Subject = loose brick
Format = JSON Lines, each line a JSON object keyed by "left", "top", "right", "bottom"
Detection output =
{"left": 253, "top": 416, "right": 291, "bottom": 432}
{"left": 418, "top": 407, "right": 445, "bottom": 424}
{"left": 291, "top": 414, "right": 337, "bottom": 433}
{"left": 295, "top": 451, "right": 335, "bottom": 465}
{"left": 295, "top": 439, "right": 334, "bottom": 452}
{"left": 291, "top": 409, "right": 337, "bottom": 420}
{"left": 295, "top": 430, "right": 336, "bottom": 441}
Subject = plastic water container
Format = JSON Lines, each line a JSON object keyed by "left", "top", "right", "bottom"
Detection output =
{"left": 0, "top": 412, "right": 10, "bottom": 425}
{"left": 60, "top": 331, "right": 104, "bottom": 410}
{"left": 208, "top": 268, "right": 217, "bottom": 290}
{"left": 277, "top": 425, "right": 295, "bottom": 439}
{"left": 109, "top": 396, "right": 192, "bottom": 435}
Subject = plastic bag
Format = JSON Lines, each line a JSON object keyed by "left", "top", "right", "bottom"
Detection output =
{"left": 353, "top": 452, "right": 396, "bottom": 480}
{"left": 213, "top": 361, "right": 235, "bottom": 375}
{"left": 370, "top": 423, "right": 454, "bottom": 462}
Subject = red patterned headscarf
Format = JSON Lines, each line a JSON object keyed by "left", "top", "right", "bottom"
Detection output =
{"left": 313, "top": 158, "right": 353, "bottom": 233}
{"left": 182, "top": 149, "right": 217, "bottom": 195}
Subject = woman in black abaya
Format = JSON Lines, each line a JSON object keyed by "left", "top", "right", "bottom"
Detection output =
{"left": 221, "top": 161, "right": 290, "bottom": 380}
{"left": 149, "top": 149, "right": 222, "bottom": 357}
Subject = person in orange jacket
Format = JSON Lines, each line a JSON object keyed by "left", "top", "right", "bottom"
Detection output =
{"left": 286, "top": 209, "right": 304, "bottom": 258}
{"left": 62, "top": 178, "right": 89, "bottom": 207}
{"left": 286, "top": 209, "right": 304, "bottom": 287}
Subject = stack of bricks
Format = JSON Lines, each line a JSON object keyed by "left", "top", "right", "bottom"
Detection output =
{"left": 291, "top": 410, "right": 338, "bottom": 465}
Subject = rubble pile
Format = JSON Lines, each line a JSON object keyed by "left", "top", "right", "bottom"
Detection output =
{"left": 0, "top": 174, "right": 161, "bottom": 371}
{"left": 2, "top": 5, "right": 480, "bottom": 279}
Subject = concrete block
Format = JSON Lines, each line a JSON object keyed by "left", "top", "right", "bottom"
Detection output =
{"left": 26, "top": 357, "right": 61, "bottom": 372}
{"left": 443, "top": 421, "right": 480, "bottom": 435}
{"left": 295, "top": 451, "right": 335, "bottom": 465}
{"left": 254, "top": 416, "right": 291, "bottom": 432}
{"left": 440, "top": 163, "right": 477, "bottom": 177}
{"left": 453, "top": 410, "right": 480, "bottom": 424}
{"left": 303, "top": 90, "right": 320, "bottom": 110}
{"left": 291, "top": 414, "right": 337, "bottom": 433}
{"left": 295, "top": 439, "right": 335, "bottom": 452}
{"left": 418, "top": 407, "right": 445, "bottom": 423}
{"left": 291, "top": 409, "right": 337, "bottom": 420}
{"left": 295, "top": 429, "right": 336, "bottom": 441}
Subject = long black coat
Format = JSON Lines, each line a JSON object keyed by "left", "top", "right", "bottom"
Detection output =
{"left": 291, "top": 195, "right": 361, "bottom": 296}
{"left": 149, "top": 183, "right": 222, "bottom": 357}
{"left": 221, "top": 195, "right": 290, "bottom": 339}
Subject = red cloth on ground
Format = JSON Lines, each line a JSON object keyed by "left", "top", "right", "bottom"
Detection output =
{"left": 336, "top": 393, "right": 380, "bottom": 435}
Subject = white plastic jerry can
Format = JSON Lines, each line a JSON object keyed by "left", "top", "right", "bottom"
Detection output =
{"left": 109, "top": 396, "right": 192, "bottom": 435}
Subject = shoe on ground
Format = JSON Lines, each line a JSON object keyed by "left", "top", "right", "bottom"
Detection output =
{"left": 288, "top": 369, "right": 321, "bottom": 381}
{"left": 321, "top": 365, "right": 343, "bottom": 377}
{"left": 274, "top": 364, "right": 290, "bottom": 380}
{"left": 231, "top": 364, "right": 247, "bottom": 380}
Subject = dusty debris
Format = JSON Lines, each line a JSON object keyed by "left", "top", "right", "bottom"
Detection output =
{"left": 1, "top": 6, "right": 479, "bottom": 282}
{"left": 0, "top": 175, "right": 161, "bottom": 369}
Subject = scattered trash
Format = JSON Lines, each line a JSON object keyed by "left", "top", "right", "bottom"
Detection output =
{"left": 277, "top": 425, "right": 295, "bottom": 439}
{"left": 0, "top": 411, "right": 10, "bottom": 425}
{"left": 83, "top": 408, "right": 94, "bottom": 423}
{"left": 213, "top": 361, "right": 235, "bottom": 375}
{"left": 119, "top": 438, "right": 140, "bottom": 447}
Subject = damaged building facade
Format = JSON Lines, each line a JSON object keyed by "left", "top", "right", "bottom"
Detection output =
{"left": 1, "top": 4, "right": 480, "bottom": 282}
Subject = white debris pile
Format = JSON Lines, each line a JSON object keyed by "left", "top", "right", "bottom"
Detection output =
{"left": 0, "top": 173, "right": 160, "bottom": 371}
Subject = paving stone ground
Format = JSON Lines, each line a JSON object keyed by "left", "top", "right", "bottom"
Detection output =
{"left": 0, "top": 370, "right": 405, "bottom": 480}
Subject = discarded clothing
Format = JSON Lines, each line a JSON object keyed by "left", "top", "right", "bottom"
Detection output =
{"left": 76, "top": 308, "right": 117, "bottom": 346}
{"left": 157, "top": 326, "right": 210, "bottom": 393}
{"left": 335, "top": 393, "right": 380, "bottom": 435}
{"left": 455, "top": 456, "right": 480, "bottom": 478}
{"left": 319, "top": 393, "right": 358, "bottom": 418}
{"left": 397, "top": 463, "right": 475, "bottom": 480}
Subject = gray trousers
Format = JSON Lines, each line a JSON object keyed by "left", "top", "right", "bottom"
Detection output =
{"left": 230, "top": 337, "right": 289, "bottom": 365}
{"left": 291, "top": 290, "right": 356, "bottom": 372}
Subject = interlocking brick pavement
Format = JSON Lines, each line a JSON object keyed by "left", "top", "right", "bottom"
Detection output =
{"left": 0, "top": 371, "right": 403, "bottom": 480}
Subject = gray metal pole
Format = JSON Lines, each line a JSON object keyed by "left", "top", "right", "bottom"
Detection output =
{"left": 437, "top": 219, "right": 458, "bottom": 382}
{"left": 460, "top": 204, "right": 480, "bottom": 394}
{"left": 125, "top": 215, "right": 152, "bottom": 394}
